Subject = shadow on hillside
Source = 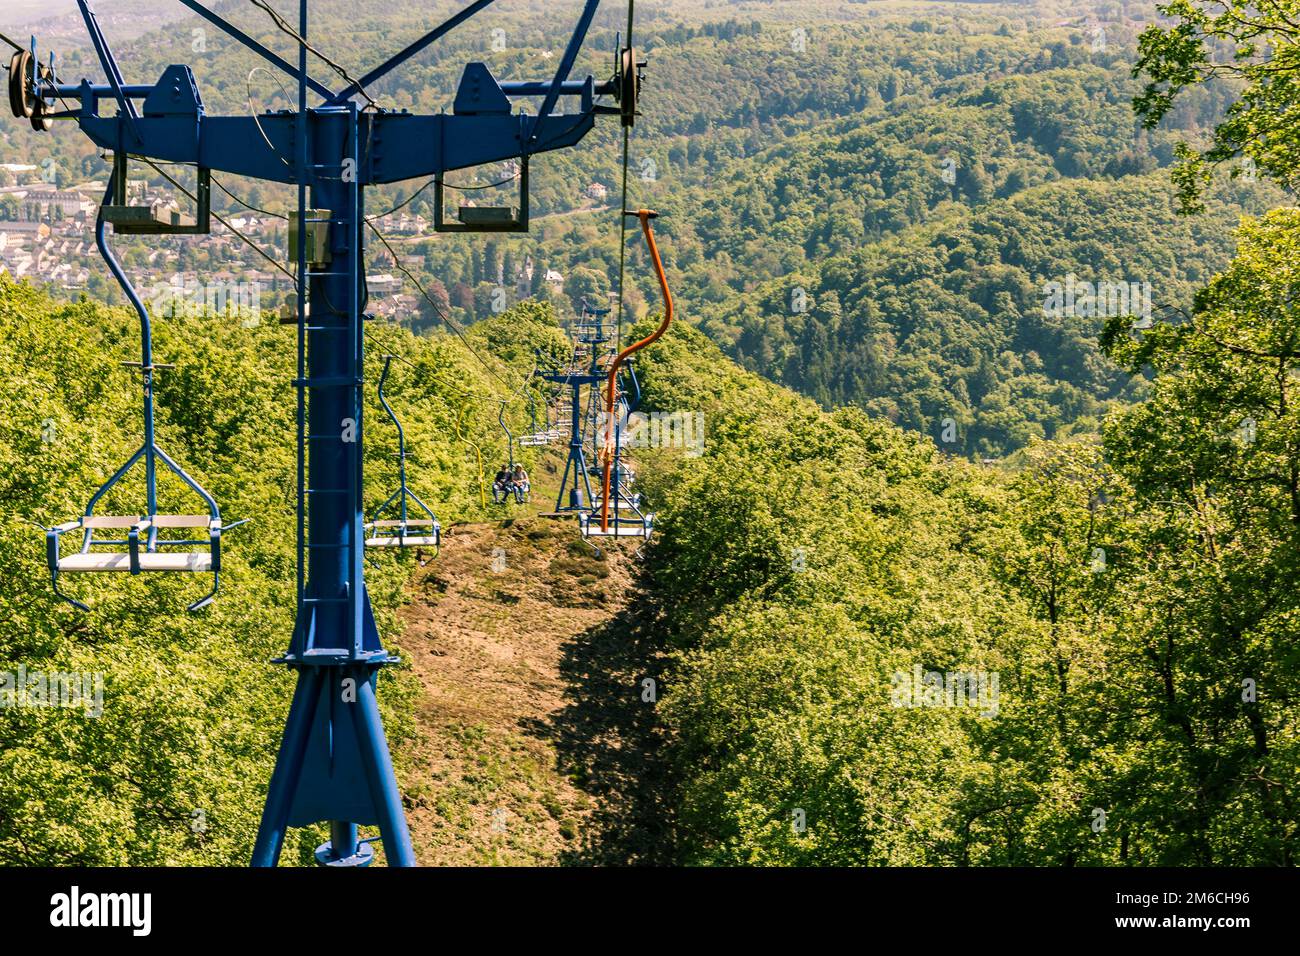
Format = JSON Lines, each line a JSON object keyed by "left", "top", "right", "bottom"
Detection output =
{"left": 521, "top": 578, "right": 679, "bottom": 865}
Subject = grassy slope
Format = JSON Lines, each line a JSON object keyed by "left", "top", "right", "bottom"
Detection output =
{"left": 395, "top": 518, "right": 670, "bottom": 864}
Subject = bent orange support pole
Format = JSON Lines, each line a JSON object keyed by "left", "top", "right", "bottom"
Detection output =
{"left": 601, "top": 208, "right": 673, "bottom": 531}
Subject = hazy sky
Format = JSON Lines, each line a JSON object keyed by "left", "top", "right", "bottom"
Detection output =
{"left": 0, "top": 1, "right": 80, "bottom": 30}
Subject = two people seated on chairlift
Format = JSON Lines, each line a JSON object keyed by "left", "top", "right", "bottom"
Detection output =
{"left": 492, "top": 463, "right": 530, "bottom": 505}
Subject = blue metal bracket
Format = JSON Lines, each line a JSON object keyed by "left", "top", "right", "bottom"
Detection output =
{"left": 75, "top": 0, "right": 142, "bottom": 143}
{"left": 527, "top": 0, "right": 602, "bottom": 148}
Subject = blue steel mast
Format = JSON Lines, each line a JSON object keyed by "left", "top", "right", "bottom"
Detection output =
{"left": 15, "top": 0, "right": 638, "bottom": 866}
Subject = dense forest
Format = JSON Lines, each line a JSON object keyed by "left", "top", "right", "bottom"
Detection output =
{"left": 636, "top": 225, "right": 1299, "bottom": 861}
{"left": 4, "top": 197, "right": 1298, "bottom": 862}
{"left": 9, "top": 0, "right": 1285, "bottom": 457}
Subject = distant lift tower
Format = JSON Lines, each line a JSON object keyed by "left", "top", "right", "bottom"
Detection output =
{"left": 15, "top": 0, "right": 641, "bottom": 865}
{"left": 544, "top": 299, "right": 640, "bottom": 513}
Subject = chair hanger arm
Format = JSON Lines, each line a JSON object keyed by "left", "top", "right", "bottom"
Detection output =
{"left": 127, "top": 518, "right": 148, "bottom": 574}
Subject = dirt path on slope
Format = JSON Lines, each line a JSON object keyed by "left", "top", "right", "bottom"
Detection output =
{"left": 393, "top": 517, "right": 674, "bottom": 865}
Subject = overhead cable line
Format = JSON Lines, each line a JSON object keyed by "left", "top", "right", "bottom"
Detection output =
{"left": 248, "top": 0, "right": 379, "bottom": 108}
{"left": 370, "top": 177, "right": 435, "bottom": 219}
{"left": 212, "top": 173, "right": 289, "bottom": 219}
{"left": 614, "top": 0, "right": 637, "bottom": 354}
{"left": 364, "top": 219, "right": 528, "bottom": 399}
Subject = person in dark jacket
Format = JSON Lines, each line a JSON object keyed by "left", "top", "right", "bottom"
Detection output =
{"left": 492, "top": 464, "right": 512, "bottom": 504}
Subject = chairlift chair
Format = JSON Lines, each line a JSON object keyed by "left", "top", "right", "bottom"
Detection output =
{"left": 365, "top": 356, "right": 440, "bottom": 550}
{"left": 582, "top": 393, "right": 652, "bottom": 536}
{"left": 519, "top": 391, "right": 551, "bottom": 447}
{"left": 581, "top": 209, "right": 671, "bottom": 541}
{"left": 494, "top": 400, "right": 530, "bottom": 504}
{"left": 582, "top": 455, "right": 650, "bottom": 536}
{"left": 46, "top": 175, "right": 241, "bottom": 612}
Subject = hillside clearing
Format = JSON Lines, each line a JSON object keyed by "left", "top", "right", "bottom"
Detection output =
{"left": 394, "top": 518, "right": 673, "bottom": 865}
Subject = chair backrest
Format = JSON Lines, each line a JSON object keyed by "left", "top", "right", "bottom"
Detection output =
{"left": 82, "top": 515, "right": 143, "bottom": 528}
{"left": 150, "top": 514, "right": 214, "bottom": 528}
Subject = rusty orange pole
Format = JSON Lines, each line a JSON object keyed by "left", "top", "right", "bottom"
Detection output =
{"left": 601, "top": 209, "right": 673, "bottom": 531}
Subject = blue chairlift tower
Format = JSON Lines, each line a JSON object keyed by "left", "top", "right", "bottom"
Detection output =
{"left": 543, "top": 298, "right": 621, "bottom": 512}
{"left": 12, "top": 0, "right": 642, "bottom": 866}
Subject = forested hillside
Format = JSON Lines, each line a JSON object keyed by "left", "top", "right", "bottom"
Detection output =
{"left": 3, "top": 199, "right": 1297, "bottom": 863}
{"left": 631, "top": 210, "right": 1299, "bottom": 862}
{"left": 716, "top": 173, "right": 1271, "bottom": 455}
{"left": 8, "top": 0, "right": 1280, "bottom": 458}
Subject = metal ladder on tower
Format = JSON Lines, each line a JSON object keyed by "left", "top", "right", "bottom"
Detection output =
{"left": 291, "top": 159, "right": 364, "bottom": 653}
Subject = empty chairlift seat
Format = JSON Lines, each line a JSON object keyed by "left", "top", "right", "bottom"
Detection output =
{"left": 44, "top": 165, "right": 239, "bottom": 612}
{"left": 365, "top": 355, "right": 442, "bottom": 553}
{"left": 580, "top": 454, "right": 652, "bottom": 536}
{"left": 48, "top": 514, "right": 220, "bottom": 572}
{"left": 46, "top": 510, "right": 232, "bottom": 611}
{"left": 364, "top": 518, "right": 441, "bottom": 548}
{"left": 579, "top": 209, "right": 671, "bottom": 544}
{"left": 579, "top": 509, "right": 653, "bottom": 539}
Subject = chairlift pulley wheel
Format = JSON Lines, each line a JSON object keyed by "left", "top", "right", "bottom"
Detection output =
{"left": 10, "top": 54, "right": 54, "bottom": 130}
{"left": 31, "top": 64, "right": 55, "bottom": 131}
{"left": 615, "top": 45, "right": 641, "bottom": 128}
{"left": 8, "top": 50, "right": 34, "bottom": 119}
